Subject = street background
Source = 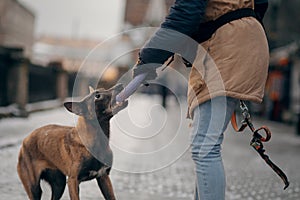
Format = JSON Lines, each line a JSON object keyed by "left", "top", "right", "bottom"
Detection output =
{"left": 1, "top": 95, "right": 300, "bottom": 200}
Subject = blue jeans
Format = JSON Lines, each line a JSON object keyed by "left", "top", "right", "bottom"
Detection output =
{"left": 190, "top": 96, "right": 239, "bottom": 200}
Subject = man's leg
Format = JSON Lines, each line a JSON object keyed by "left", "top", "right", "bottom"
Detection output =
{"left": 191, "top": 96, "right": 238, "bottom": 200}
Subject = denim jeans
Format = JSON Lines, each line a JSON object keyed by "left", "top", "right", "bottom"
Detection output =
{"left": 190, "top": 96, "right": 239, "bottom": 200}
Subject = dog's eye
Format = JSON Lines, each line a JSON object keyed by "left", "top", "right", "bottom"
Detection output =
{"left": 95, "top": 93, "right": 102, "bottom": 99}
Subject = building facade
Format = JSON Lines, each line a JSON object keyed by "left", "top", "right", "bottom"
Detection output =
{"left": 124, "top": 0, "right": 174, "bottom": 27}
{"left": 0, "top": 0, "right": 35, "bottom": 57}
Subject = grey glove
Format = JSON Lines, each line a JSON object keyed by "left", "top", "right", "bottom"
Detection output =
{"left": 132, "top": 59, "right": 159, "bottom": 81}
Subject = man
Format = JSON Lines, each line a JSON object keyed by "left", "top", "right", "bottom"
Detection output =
{"left": 133, "top": 0, "right": 269, "bottom": 199}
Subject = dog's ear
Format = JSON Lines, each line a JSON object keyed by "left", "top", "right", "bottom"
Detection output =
{"left": 89, "top": 86, "right": 95, "bottom": 94}
{"left": 64, "top": 102, "right": 85, "bottom": 116}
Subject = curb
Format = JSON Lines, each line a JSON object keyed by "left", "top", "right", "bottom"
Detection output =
{"left": 0, "top": 99, "right": 64, "bottom": 119}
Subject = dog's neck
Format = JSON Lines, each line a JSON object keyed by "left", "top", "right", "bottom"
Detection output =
{"left": 76, "top": 117, "right": 110, "bottom": 147}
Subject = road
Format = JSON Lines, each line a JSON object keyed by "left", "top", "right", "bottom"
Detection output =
{"left": 0, "top": 94, "right": 299, "bottom": 199}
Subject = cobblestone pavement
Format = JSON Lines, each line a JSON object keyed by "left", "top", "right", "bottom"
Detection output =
{"left": 0, "top": 95, "right": 300, "bottom": 199}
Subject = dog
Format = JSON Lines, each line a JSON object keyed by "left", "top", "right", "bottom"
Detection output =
{"left": 17, "top": 84, "right": 127, "bottom": 200}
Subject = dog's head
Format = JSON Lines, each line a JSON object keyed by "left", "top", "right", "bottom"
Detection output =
{"left": 64, "top": 84, "right": 128, "bottom": 121}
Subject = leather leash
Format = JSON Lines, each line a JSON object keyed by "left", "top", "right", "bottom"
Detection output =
{"left": 231, "top": 100, "right": 290, "bottom": 190}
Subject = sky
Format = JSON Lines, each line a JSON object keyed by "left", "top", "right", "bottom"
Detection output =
{"left": 19, "top": 0, "right": 125, "bottom": 40}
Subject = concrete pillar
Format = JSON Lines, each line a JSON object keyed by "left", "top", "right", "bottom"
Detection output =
{"left": 15, "top": 58, "right": 29, "bottom": 111}
{"left": 49, "top": 61, "right": 68, "bottom": 101}
{"left": 7, "top": 57, "right": 29, "bottom": 116}
{"left": 56, "top": 70, "right": 68, "bottom": 101}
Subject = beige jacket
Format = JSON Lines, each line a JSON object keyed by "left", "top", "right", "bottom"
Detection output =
{"left": 187, "top": 0, "right": 269, "bottom": 118}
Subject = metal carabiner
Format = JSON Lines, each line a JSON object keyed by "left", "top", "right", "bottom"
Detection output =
{"left": 239, "top": 100, "right": 248, "bottom": 111}
{"left": 240, "top": 101, "right": 251, "bottom": 120}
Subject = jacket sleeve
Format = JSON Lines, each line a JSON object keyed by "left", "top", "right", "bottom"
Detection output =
{"left": 139, "top": 0, "right": 208, "bottom": 64}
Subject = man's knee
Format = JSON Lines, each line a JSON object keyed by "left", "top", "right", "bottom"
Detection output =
{"left": 190, "top": 142, "right": 222, "bottom": 163}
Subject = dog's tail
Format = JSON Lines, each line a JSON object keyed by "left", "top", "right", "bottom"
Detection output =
{"left": 17, "top": 142, "right": 42, "bottom": 199}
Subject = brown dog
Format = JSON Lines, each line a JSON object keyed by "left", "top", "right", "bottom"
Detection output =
{"left": 17, "top": 84, "right": 127, "bottom": 200}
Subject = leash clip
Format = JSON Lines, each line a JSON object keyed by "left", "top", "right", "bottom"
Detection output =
{"left": 240, "top": 101, "right": 251, "bottom": 121}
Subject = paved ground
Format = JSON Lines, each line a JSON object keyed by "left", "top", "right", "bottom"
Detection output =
{"left": 0, "top": 94, "right": 300, "bottom": 199}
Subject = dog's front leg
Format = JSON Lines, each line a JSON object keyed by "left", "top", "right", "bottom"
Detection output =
{"left": 67, "top": 177, "right": 80, "bottom": 200}
{"left": 96, "top": 174, "right": 116, "bottom": 200}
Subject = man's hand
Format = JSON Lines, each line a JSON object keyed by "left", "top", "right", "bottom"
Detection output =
{"left": 132, "top": 59, "right": 158, "bottom": 81}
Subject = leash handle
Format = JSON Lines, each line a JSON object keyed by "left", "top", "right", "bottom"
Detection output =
{"left": 254, "top": 126, "right": 271, "bottom": 142}
{"left": 250, "top": 137, "right": 290, "bottom": 190}
{"left": 115, "top": 73, "right": 147, "bottom": 103}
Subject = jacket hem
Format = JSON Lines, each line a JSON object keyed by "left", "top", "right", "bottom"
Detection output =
{"left": 187, "top": 91, "right": 263, "bottom": 119}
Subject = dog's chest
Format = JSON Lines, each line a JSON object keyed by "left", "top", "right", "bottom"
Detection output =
{"left": 78, "top": 157, "right": 110, "bottom": 182}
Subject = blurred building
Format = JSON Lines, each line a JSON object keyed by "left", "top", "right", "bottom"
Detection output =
{"left": 264, "top": 0, "right": 300, "bottom": 49}
{"left": 32, "top": 36, "right": 106, "bottom": 73}
{"left": 123, "top": 0, "right": 175, "bottom": 47}
{"left": 262, "top": 0, "right": 300, "bottom": 127}
{"left": 0, "top": 0, "right": 35, "bottom": 116}
{"left": 0, "top": 0, "right": 35, "bottom": 57}
{"left": 32, "top": 35, "right": 133, "bottom": 91}
{"left": 124, "top": 0, "right": 174, "bottom": 27}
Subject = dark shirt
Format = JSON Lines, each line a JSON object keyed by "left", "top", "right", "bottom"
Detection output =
{"left": 255, "top": 0, "right": 268, "bottom": 4}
